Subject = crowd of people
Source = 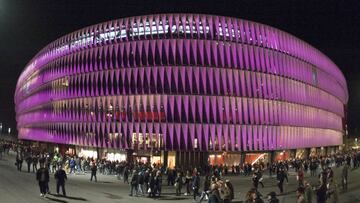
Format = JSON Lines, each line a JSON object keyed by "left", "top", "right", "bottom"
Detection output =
{"left": 0, "top": 141, "right": 11, "bottom": 159}
{"left": 1, "top": 139, "right": 360, "bottom": 202}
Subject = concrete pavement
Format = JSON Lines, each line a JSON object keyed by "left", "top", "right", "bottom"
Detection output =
{"left": 1, "top": 153, "right": 360, "bottom": 203}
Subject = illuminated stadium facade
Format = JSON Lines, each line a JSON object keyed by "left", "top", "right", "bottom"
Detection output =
{"left": 15, "top": 14, "right": 348, "bottom": 165}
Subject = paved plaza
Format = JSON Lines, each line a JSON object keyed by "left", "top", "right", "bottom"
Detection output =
{"left": 1, "top": 153, "right": 360, "bottom": 203}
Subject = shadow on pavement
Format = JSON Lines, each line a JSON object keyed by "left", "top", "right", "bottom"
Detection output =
{"left": 45, "top": 196, "right": 68, "bottom": 203}
{"left": 52, "top": 194, "right": 87, "bottom": 201}
{"left": 103, "top": 192, "right": 123, "bottom": 199}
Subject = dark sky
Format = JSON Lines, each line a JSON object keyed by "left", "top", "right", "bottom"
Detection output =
{"left": 1, "top": 0, "right": 360, "bottom": 134}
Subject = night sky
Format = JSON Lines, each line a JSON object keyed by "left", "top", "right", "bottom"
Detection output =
{"left": 1, "top": 0, "right": 360, "bottom": 134}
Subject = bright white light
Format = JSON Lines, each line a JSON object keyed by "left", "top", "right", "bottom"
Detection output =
{"left": 251, "top": 153, "right": 266, "bottom": 165}
{"left": 8, "top": 127, "right": 11, "bottom": 134}
{"left": 107, "top": 153, "right": 126, "bottom": 162}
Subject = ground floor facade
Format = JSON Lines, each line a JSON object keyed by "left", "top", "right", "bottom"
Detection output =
{"left": 25, "top": 140, "right": 342, "bottom": 168}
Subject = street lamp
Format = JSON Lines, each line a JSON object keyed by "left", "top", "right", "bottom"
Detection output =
{"left": 354, "top": 138, "right": 359, "bottom": 149}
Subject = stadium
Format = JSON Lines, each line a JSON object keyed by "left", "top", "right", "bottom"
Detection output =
{"left": 15, "top": 14, "right": 348, "bottom": 167}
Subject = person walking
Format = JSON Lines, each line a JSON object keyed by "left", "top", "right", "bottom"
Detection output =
{"left": 45, "top": 155, "right": 51, "bottom": 172}
{"left": 32, "top": 155, "right": 38, "bottom": 172}
{"left": 175, "top": 173, "right": 183, "bottom": 196}
{"left": 276, "top": 168, "right": 285, "bottom": 194}
{"left": 148, "top": 172, "right": 155, "bottom": 197}
{"left": 167, "top": 168, "right": 174, "bottom": 186}
{"left": 124, "top": 167, "right": 129, "bottom": 184}
{"left": 26, "top": 154, "right": 32, "bottom": 173}
{"left": 76, "top": 156, "right": 82, "bottom": 173}
{"left": 69, "top": 157, "right": 76, "bottom": 174}
{"left": 256, "top": 169, "right": 265, "bottom": 188}
{"left": 51, "top": 155, "right": 58, "bottom": 173}
{"left": 144, "top": 169, "right": 150, "bottom": 193}
{"left": 90, "top": 161, "right": 97, "bottom": 182}
{"left": 310, "top": 160, "right": 316, "bottom": 177}
{"left": 137, "top": 170, "right": 145, "bottom": 196}
{"left": 54, "top": 165, "right": 67, "bottom": 196}
{"left": 129, "top": 170, "right": 139, "bottom": 196}
{"left": 36, "top": 163, "right": 50, "bottom": 197}
{"left": 0, "top": 143, "right": 3, "bottom": 160}
{"left": 252, "top": 172, "right": 260, "bottom": 190}
{"left": 341, "top": 163, "right": 348, "bottom": 191}
{"left": 284, "top": 167, "right": 289, "bottom": 183}
{"left": 199, "top": 174, "right": 210, "bottom": 201}
{"left": 16, "top": 152, "right": 24, "bottom": 171}
{"left": 192, "top": 172, "right": 201, "bottom": 201}
{"left": 184, "top": 170, "right": 192, "bottom": 196}
{"left": 154, "top": 170, "right": 162, "bottom": 197}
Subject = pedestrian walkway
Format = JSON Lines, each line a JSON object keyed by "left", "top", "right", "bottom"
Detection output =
{"left": 1, "top": 151, "right": 360, "bottom": 203}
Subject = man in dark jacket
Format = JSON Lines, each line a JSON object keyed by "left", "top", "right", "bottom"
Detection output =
{"left": 124, "top": 167, "right": 129, "bottom": 183}
{"left": 90, "top": 161, "right": 97, "bottom": 182}
{"left": 192, "top": 172, "right": 201, "bottom": 200}
{"left": 175, "top": 173, "right": 183, "bottom": 196}
{"left": 129, "top": 170, "right": 139, "bottom": 196}
{"left": 54, "top": 165, "right": 67, "bottom": 196}
{"left": 144, "top": 170, "right": 150, "bottom": 192}
{"left": 137, "top": 171, "right": 145, "bottom": 195}
{"left": 255, "top": 169, "right": 264, "bottom": 188}
{"left": 154, "top": 170, "right": 162, "bottom": 197}
{"left": 276, "top": 168, "right": 285, "bottom": 194}
{"left": 26, "top": 154, "right": 32, "bottom": 173}
{"left": 199, "top": 175, "right": 210, "bottom": 201}
{"left": 148, "top": 172, "right": 156, "bottom": 197}
{"left": 342, "top": 164, "right": 348, "bottom": 191}
{"left": 36, "top": 163, "right": 50, "bottom": 197}
{"left": 252, "top": 173, "right": 260, "bottom": 190}
{"left": 167, "top": 168, "right": 174, "bottom": 186}
{"left": 16, "top": 152, "right": 24, "bottom": 171}
{"left": 32, "top": 155, "right": 38, "bottom": 172}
